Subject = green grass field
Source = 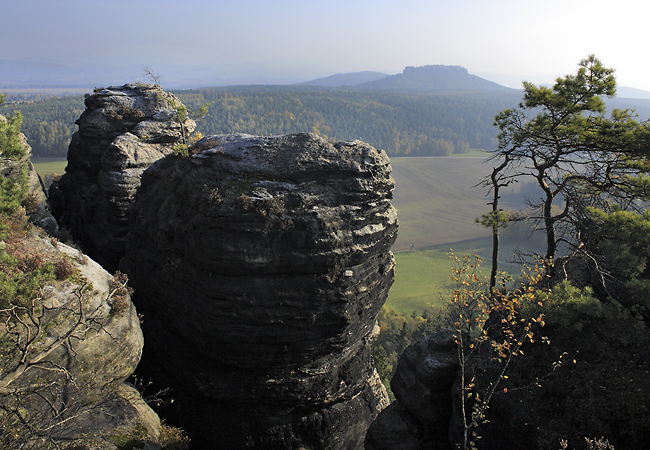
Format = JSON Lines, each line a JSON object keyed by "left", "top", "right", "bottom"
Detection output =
{"left": 389, "top": 156, "right": 492, "bottom": 314}
{"left": 390, "top": 156, "right": 494, "bottom": 252}
{"left": 387, "top": 238, "right": 493, "bottom": 314}
{"left": 387, "top": 155, "right": 532, "bottom": 314}
{"left": 386, "top": 238, "right": 526, "bottom": 315}
{"left": 31, "top": 158, "right": 67, "bottom": 177}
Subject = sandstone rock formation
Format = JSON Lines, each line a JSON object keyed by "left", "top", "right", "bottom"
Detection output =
{"left": 50, "top": 84, "right": 196, "bottom": 271}
{"left": 365, "top": 331, "right": 460, "bottom": 450}
{"left": 0, "top": 230, "right": 162, "bottom": 448}
{"left": 121, "top": 132, "right": 398, "bottom": 448}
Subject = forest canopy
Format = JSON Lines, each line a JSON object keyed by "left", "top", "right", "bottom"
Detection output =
{"left": 0, "top": 95, "right": 84, "bottom": 157}
{"left": 0, "top": 87, "right": 520, "bottom": 158}
{"left": 173, "top": 86, "right": 520, "bottom": 157}
{"left": 4, "top": 84, "right": 650, "bottom": 160}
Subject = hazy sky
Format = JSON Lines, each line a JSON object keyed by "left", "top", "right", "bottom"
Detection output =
{"left": 3, "top": 0, "right": 650, "bottom": 90}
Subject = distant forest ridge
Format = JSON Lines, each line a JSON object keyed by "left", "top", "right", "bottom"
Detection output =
{"left": 0, "top": 87, "right": 522, "bottom": 158}
{"left": 0, "top": 95, "right": 85, "bottom": 158}
{"left": 2, "top": 64, "right": 650, "bottom": 157}
{"left": 175, "top": 86, "right": 521, "bottom": 156}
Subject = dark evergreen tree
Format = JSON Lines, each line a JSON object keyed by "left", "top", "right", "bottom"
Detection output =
{"left": 488, "top": 55, "right": 650, "bottom": 280}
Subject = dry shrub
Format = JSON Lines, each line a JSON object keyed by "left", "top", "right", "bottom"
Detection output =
{"left": 159, "top": 422, "right": 190, "bottom": 450}
{"left": 17, "top": 252, "right": 45, "bottom": 273}
{"left": 53, "top": 257, "right": 74, "bottom": 280}
{"left": 202, "top": 184, "right": 222, "bottom": 204}
{"left": 108, "top": 271, "right": 134, "bottom": 317}
{"left": 105, "top": 106, "right": 146, "bottom": 122}
{"left": 238, "top": 193, "right": 254, "bottom": 210}
{"left": 21, "top": 192, "right": 40, "bottom": 214}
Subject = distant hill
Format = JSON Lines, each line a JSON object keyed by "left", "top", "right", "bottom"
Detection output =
{"left": 355, "top": 65, "right": 518, "bottom": 94}
{"left": 607, "top": 97, "right": 650, "bottom": 120}
{"left": 540, "top": 83, "right": 650, "bottom": 102}
{"left": 299, "top": 71, "right": 389, "bottom": 87}
{"left": 617, "top": 86, "right": 650, "bottom": 100}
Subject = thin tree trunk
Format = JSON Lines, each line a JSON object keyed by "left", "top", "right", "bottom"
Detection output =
{"left": 488, "top": 157, "right": 509, "bottom": 293}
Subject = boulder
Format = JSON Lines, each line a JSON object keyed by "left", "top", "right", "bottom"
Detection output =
{"left": 0, "top": 229, "right": 162, "bottom": 448}
{"left": 122, "top": 132, "right": 397, "bottom": 448}
{"left": 364, "top": 403, "right": 430, "bottom": 450}
{"left": 366, "top": 331, "right": 460, "bottom": 450}
{"left": 49, "top": 84, "right": 196, "bottom": 271}
{"left": 391, "top": 331, "right": 459, "bottom": 426}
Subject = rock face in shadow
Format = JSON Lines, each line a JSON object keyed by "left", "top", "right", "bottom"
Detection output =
{"left": 50, "top": 84, "right": 196, "bottom": 272}
{"left": 365, "top": 331, "right": 459, "bottom": 450}
{"left": 121, "top": 133, "right": 397, "bottom": 448}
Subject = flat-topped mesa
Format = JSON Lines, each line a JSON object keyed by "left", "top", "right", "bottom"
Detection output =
{"left": 122, "top": 133, "right": 398, "bottom": 449}
{"left": 49, "top": 83, "right": 196, "bottom": 271}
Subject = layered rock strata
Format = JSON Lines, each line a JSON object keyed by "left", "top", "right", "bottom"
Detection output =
{"left": 50, "top": 84, "right": 196, "bottom": 271}
{"left": 122, "top": 133, "right": 398, "bottom": 448}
